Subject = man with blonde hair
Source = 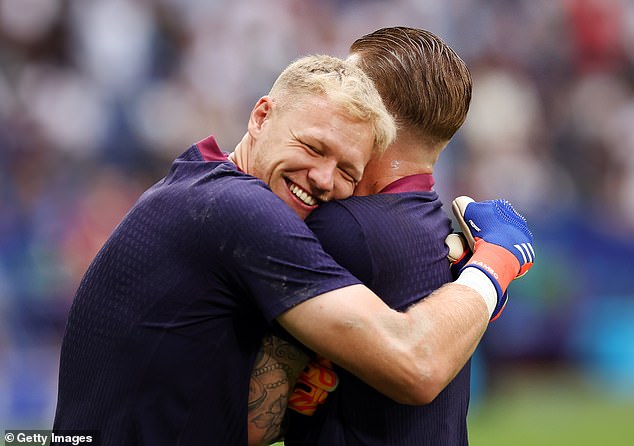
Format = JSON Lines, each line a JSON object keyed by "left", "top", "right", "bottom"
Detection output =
{"left": 54, "top": 54, "right": 395, "bottom": 445}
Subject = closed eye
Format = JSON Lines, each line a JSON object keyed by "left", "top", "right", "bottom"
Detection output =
{"left": 305, "top": 143, "right": 321, "bottom": 156}
{"left": 338, "top": 167, "right": 358, "bottom": 186}
{"left": 291, "top": 131, "right": 320, "bottom": 156}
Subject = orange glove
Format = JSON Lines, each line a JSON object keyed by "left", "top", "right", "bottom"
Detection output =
{"left": 288, "top": 356, "right": 338, "bottom": 416}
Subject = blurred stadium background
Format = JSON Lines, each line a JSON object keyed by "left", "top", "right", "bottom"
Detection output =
{"left": 1, "top": 0, "right": 633, "bottom": 444}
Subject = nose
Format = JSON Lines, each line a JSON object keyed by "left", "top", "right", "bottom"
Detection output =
{"left": 307, "top": 160, "right": 336, "bottom": 199}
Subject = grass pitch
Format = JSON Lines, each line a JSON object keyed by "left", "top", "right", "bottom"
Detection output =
{"left": 275, "top": 366, "right": 634, "bottom": 446}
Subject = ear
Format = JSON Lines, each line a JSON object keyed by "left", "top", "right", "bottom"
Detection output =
{"left": 248, "top": 96, "right": 273, "bottom": 137}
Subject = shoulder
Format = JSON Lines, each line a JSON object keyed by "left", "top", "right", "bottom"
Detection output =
{"left": 138, "top": 161, "right": 306, "bottom": 242}
{"left": 306, "top": 200, "right": 374, "bottom": 282}
{"left": 306, "top": 200, "right": 361, "bottom": 239}
{"left": 210, "top": 169, "right": 303, "bottom": 230}
{"left": 168, "top": 161, "right": 296, "bottom": 219}
{"left": 306, "top": 195, "right": 400, "bottom": 236}
{"left": 175, "top": 166, "right": 318, "bottom": 250}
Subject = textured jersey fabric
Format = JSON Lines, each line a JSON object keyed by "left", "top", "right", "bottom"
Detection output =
{"left": 53, "top": 136, "right": 360, "bottom": 445}
{"left": 286, "top": 184, "right": 471, "bottom": 446}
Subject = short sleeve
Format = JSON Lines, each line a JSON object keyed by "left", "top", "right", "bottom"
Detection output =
{"left": 201, "top": 175, "right": 361, "bottom": 322}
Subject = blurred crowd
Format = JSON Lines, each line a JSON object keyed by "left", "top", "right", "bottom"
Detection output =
{"left": 1, "top": 0, "right": 633, "bottom": 428}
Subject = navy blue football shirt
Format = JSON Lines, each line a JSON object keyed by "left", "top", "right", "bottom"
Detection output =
{"left": 53, "top": 136, "right": 360, "bottom": 445}
{"left": 286, "top": 176, "right": 471, "bottom": 446}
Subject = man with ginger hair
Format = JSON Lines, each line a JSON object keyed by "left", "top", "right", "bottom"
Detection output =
{"left": 280, "top": 28, "right": 532, "bottom": 446}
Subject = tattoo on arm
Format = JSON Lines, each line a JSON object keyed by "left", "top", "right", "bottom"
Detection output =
{"left": 247, "top": 334, "right": 309, "bottom": 445}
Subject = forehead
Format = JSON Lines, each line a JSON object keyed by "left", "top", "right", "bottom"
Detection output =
{"left": 282, "top": 94, "right": 375, "bottom": 160}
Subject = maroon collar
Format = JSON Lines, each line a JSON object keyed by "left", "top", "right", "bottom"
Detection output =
{"left": 195, "top": 137, "right": 435, "bottom": 194}
{"left": 378, "top": 174, "right": 435, "bottom": 194}
{"left": 196, "top": 135, "right": 228, "bottom": 162}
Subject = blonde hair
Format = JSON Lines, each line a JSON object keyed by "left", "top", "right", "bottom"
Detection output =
{"left": 269, "top": 54, "right": 396, "bottom": 154}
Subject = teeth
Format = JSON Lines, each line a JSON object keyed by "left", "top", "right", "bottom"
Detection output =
{"left": 290, "top": 183, "right": 317, "bottom": 206}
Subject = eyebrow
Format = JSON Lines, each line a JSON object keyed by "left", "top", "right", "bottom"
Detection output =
{"left": 294, "top": 130, "right": 364, "bottom": 181}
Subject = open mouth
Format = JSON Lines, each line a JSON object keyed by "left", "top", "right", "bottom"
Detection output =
{"left": 287, "top": 180, "right": 318, "bottom": 207}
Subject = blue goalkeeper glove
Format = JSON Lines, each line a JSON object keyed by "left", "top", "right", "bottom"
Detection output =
{"left": 452, "top": 196, "right": 534, "bottom": 320}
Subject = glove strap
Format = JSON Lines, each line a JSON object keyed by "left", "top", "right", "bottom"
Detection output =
{"left": 466, "top": 239, "right": 520, "bottom": 297}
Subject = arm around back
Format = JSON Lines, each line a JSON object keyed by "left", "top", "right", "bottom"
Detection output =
{"left": 276, "top": 281, "right": 489, "bottom": 405}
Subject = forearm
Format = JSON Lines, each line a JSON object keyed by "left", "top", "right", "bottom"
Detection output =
{"left": 278, "top": 283, "right": 488, "bottom": 405}
{"left": 247, "top": 334, "right": 309, "bottom": 446}
{"left": 346, "top": 282, "right": 489, "bottom": 403}
{"left": 399, "top": 282, "right": 489, "bottom": 398}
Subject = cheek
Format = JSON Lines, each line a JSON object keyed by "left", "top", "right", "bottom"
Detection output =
{"left": 252, "top": 142, "right": 279, "bottom": 180}
{"left": 282, "top": 149, "right": 313, "bottom": 172}
{"left": 332, "top": 179, "right": 355, "bottom": 200}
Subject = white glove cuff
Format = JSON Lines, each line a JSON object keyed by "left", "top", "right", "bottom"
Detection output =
{"left": 455, "top": 267, "right": 497, "bottom": 318}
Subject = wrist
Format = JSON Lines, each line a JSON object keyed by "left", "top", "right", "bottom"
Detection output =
{"left": 455, "top": 267, "right": 497, "bottom": 318}
{"left": 467, "top": 239, "right": 520, "bottom": 294}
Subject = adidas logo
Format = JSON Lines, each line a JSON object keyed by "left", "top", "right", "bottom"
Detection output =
{"left": 468, "top": 219, "right": 481, "bottom": 233}
{"left": 514, "top": 243, "right": 535, "bottom": 263}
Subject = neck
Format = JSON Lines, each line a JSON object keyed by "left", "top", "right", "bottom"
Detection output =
{"left": 355, "top": 132, "right": 444, "bottom": 196}
{"left": 230, "top": 133, "right": 250, "bottom": 173}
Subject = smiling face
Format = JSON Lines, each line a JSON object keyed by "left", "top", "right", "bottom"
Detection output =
{"left": 247, "top": 94, "right": 375, "bottom": 220}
